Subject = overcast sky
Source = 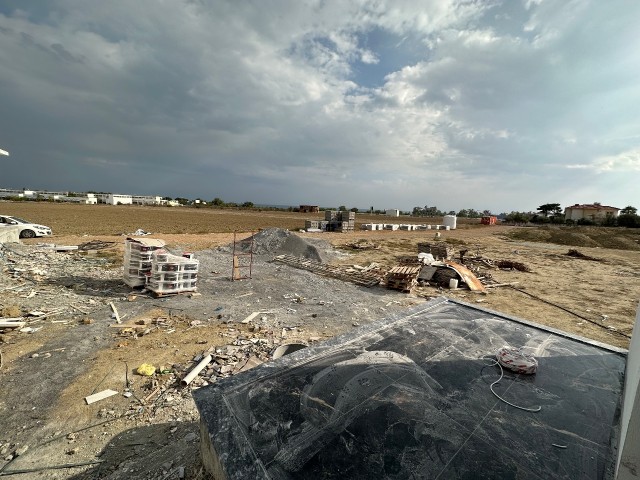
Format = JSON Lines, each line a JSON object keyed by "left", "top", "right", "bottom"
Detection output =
{"left": 1, "top": 1, "right": 638, "bottom": 212}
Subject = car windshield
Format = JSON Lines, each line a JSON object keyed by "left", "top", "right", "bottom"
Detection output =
{"left": 8, "top": 216, "right": 29, "bottom": 224}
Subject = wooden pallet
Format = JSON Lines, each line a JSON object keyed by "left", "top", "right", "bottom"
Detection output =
{"left": 385, "top": 265, "right": 422, "bottom": 292}
{"left": 273, "top": 255, "right": 381, "bottom": 287}
{"left": 150, "top": 289, "right": 198, "bottom": 298}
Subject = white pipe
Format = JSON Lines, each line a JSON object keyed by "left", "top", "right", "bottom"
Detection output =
{"left": 0, "top": 148, "right": 9, "bottom": 156}
{"left": 181, "top": 354, "right": 212, "bottom": 386}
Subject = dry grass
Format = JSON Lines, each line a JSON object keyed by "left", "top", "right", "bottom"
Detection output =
{"left": 506, "top": 225, "right": 640, "bottom": 250}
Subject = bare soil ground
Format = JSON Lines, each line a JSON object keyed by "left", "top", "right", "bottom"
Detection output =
{"left": 1, "top": 201, "right": 639, "bottom": 479}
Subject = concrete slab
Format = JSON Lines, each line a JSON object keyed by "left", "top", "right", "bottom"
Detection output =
{"left": 0, "top": 225, "right": 20, "bottom": 243}
{"left": 194, "top": 297, "right": 626, "bottom": 479}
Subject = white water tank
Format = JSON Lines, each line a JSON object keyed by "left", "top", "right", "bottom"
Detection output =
{"left": 443, "top": 215, "right": 457, "bottom": 230}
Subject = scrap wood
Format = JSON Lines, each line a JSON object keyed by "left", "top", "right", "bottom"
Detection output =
{"left": 70, "top": 304, "right": 89, "bottom": 314}
{"left": 78, "top": 239, "right": 116, "bottom": 251}
{"left": 496, "top": 260, "right": 531, "bottom": 272}
{"left": 566, "top": 249, "right": 602, "bottom": 262}
{"left": 27, "top": 307, "right": 67, "bottom": 321}
{"left": 444, "top": 261, "right": 485, "bottom": 292}
{"left": 273, "top": 255, "right": 380, "bottom": 287}
{"left": 484, "top": 282, "right": 520, "bottom": 288}
{"left": 386, "top": 265, "right": 422, "bottom": 292}
{"left": 144, "top": 387, "right": 161, "bottom": 403}
{"left": 109, "top": 302, "right": 121, "bottom": 324}
{"left": 240, "top": 311, "right": 275, "bottom": 323}
{"left": 342, "top": 240, "right": 379, "bottom": 250}
{"left": 509, "top": 286, "right": 631, "bottom": 339}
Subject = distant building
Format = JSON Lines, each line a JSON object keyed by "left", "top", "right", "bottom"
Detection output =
{"left": 132, "top": 195, "right": 163, "bottom": 205}
{"left": 385, "top": 209, "right": 400, "bottom": 217}
{"left": 299, "top": 205, "right": 319, "bottom": 213}
{"left": 102, "top": 194, "right": 133, "bottom": 205}
{"left": 61, "top": 196, "right": 97, "bottom": 204}
{"left": 564, "top": 203, "right": 620, "bottom": 222}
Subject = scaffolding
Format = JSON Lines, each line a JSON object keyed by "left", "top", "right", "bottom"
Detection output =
{"left": 232, "top": 231, "right": 254, "bottom": 281}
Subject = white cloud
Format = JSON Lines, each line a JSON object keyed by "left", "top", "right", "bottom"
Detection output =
{"left": 0, "top": 0, "right": 638, "bottom": 211}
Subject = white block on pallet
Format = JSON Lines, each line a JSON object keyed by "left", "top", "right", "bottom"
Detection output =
{"left": 147, "top": 249, "right": 199, "bottom": 295}
{"left": 123, "top": 238, "right": 165, "bottom": 287}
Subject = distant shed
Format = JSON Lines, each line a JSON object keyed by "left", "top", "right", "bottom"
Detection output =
{"left": 299, "top": 205, "right": 319, "bottom": 213}
{"left": 481, "top": 216, "right": 497, "bottom": 225}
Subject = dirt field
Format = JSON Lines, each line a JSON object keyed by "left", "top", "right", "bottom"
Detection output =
{"left": 0, "top": 202, "right": 471, "bottom": 236}
{"left": 1, "top": 201, "right": 639, "bottom": 479}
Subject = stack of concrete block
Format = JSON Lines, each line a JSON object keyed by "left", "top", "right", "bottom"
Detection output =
{"left": 123, "top": 238, "right": 166, "bottom": 287}
{"left": 327, "top": 211, "right": 355, "bottom": 232}
{"left": 306, "top": 211, "right": 354, "bottom": 232}
{"left": 148, "top": 250, "right": 199, "bottom": 295}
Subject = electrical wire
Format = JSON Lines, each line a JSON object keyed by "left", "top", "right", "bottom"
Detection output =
{"left": 484, "top": 347, "right": 541, "bottom": 413}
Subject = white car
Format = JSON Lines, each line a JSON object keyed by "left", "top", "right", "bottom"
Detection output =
{"left": 0, "top": 215, "right": 53, "bottom": 238}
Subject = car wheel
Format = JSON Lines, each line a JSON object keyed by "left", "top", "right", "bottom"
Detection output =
{"left": 20, "top": 229, "right": 36, "bottom": 239}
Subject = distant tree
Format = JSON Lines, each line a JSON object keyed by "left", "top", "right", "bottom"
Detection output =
{"left": 241, "top": 201, "right": 254, "bottom": 208}
{"left": 537, "top": 203, "right": 562, "bottom": 217}
{"left": 602, "top": 212, "right": 617, "bottom": 226}
{"left": 350, "top": 207, "right": 358, "bottom": 212}
{"left": 504, "top": 211, "right": 532, "bottom": 224}
{"left": 618, "top": 214, "right": 640, "bottom": 228}
{"left": 412, "top": 206, "right": 424, "bottom": 216}
{"left": 175, "top": 197, "right": 189, "bottom": 205}
{"left": 423, "top": 205, "right": 441, "bottom": 216}
{"left": 338, "top": 205, "right": 347, "bottom": 211}
{"left": 482, "top": 209, "right": 492, "bottom": 216}
{"left": 211, "top": 197, "right": 225, "bottom": 207}
{"left": 621, "top": 205, "right": 637, "bottom": 215}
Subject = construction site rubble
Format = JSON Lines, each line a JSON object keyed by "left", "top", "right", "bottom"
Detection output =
{"left": 1, "top": 223, "right": 632, "bottom": 478}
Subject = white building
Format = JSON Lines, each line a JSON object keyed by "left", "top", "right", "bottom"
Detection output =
{"left": 564, "top": 203, "right": 620, "bottom": 222}
{"left": 385, "top": 209, "right": 400, "bottom": 217}
{"left": 106, "top": 194, "right": 133, "bottom": 205}
{"left": 132, "top": 195, "right": 163, "bottom": 205}
{"left": 61, "top": 196, "right": 97, "bottom": 204}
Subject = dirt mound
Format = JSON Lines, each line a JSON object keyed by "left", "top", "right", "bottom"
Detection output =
{"left": 507, "top": 226, "right": 640, "bottom": 250}
{"left": 243, "top": 228, "right": 326, "bottom": 262}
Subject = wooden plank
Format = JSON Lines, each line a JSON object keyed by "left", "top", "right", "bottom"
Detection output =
{"left": 241, "top": 312, "right": 261, "bottom": 324}
{"left": 109, "top": 302, "right": 121, "bottom": 324}
{"left": 85, "top": 389, "right": 118, "bottom": 405}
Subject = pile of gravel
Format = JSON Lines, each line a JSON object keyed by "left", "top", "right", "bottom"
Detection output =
{"left": 229, "top": 228, "right": 327, "bottom": 262}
